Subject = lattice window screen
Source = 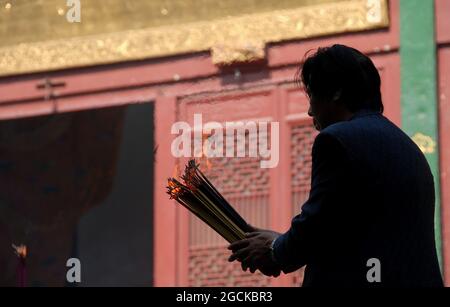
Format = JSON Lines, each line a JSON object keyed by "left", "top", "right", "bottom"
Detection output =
{"left": 188, "top": 127, "right": 272, "bottom": 286}
{"left": 186, "top": 119, "right": 317, "bottom": 286}
{"left": 290, "top": 124, "right": 317, "bottom": 286}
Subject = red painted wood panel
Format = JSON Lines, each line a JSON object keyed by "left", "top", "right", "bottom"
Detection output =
{"left": 178, "top": 87, "right": 276, "bottom": 286}
{"left": 153, "top": 96, "right": 178, "bottom": 286}
{"left": 436, "top": 0, "right": 450, "bottom": 45}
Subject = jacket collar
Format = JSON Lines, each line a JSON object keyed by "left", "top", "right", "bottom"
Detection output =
{"left": 349, "top": 109, "right": 381, "bottom": 121}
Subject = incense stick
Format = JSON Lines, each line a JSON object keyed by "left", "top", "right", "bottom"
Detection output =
{"left": 167, "top": 159, "right": 251, "bottom": 243}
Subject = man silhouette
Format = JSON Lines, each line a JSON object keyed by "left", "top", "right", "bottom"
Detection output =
{"left": 228, "top": 44, "right": 443, "bottom": 287}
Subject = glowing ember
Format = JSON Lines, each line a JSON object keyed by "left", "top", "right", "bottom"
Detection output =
{"left": 12, "top": 244, "right": 27, "bottom": 259}
{"left": 167, "top": 178, "right": 183, "bottom": 199}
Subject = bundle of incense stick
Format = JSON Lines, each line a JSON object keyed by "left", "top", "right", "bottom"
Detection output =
{"left": 167, "top": 159, "right": 252, "bottom": 243}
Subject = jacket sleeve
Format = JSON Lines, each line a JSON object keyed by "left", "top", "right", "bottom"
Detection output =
{"left": 273, "top": 131, "right": 352, "bottom": 272}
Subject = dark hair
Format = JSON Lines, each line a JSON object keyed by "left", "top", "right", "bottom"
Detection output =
{"left": 297, "top": 44, "right": 384, "bottom": 113}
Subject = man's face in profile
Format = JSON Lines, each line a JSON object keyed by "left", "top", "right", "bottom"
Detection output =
{"left": 306, "top": 86, "right": 344, "bottom": 132}
{"left": 307, "top": 94, "right": 322, "bottom": 131}
{"left": 307, "top": 90, "right": 331, "bottom": 131}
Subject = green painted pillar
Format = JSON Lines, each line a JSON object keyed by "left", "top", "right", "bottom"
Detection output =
{"left": 400, "top": 0, "right": 442, "bottom": 270}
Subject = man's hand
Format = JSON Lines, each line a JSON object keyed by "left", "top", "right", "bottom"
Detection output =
{"left": 227, "top": 225, "right": 282, "bottom": 277}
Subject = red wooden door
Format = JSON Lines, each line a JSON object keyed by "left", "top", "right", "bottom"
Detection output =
{"left": 176, "top": 87, "right": 278, "bottom": 286}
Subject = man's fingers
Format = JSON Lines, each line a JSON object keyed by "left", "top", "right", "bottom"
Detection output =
{"left": 242, "top": 257, "right": 257, "bottom": 274}
{"left": 228, "top": 239, "right": 250, "bottom": 251}
{"left": 228, "top": 253, "right": 239, "bottom": 262}
{"left": 241, "top": 262, "right": 248, "bottom": 272}
{"left": 239, "top": 257, "right": 256, "bottom": 274}
{"left": 259, "top": 267, "right": 281, "bottom": 278}
{"left": 228, "top": 248, "right": 250, "bottom": 262}
{"left": 241, "top": 254, "right": 258, "bottom": 273}
{"left": 245, "top": 232, "right": 261, "bottom": 238}
{"left": 270, "top": 269, "right": 281, "bottom": 278}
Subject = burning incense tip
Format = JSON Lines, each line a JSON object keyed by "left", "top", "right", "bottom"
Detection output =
{"left": 167, "top": 178, "right": 184, "bottom": 199}
{"left": 12, "top": 244, "right": 27, "bottom": 259}
{"left": 13, "top": 243, "right": 27, "bottom": 287}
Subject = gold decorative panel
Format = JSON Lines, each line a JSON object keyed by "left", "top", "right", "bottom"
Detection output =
{"left": 0, "top": 0, "right": 389, "bottom": 76}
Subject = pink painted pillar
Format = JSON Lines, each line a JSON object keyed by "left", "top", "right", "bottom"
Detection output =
{"left": 153, "top": 95, "right": 178, "bottom": 286}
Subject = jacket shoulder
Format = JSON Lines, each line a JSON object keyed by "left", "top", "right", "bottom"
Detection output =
{"left": 319, "top": 113, "right": 389, "bottom": 145}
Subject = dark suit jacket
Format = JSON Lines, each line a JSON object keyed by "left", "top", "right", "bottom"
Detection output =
{"left": 273, "top": 109, "right": 443, "bottom": 287}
